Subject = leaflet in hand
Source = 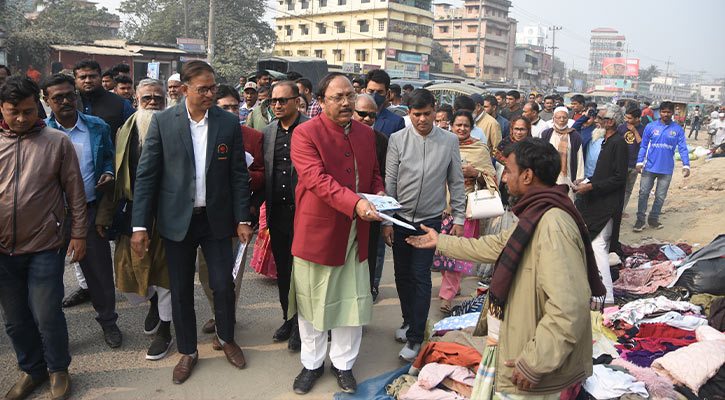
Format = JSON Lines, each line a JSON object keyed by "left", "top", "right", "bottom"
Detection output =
{"left": 360, "top": 194, "right": 402, "bottom": 211}
{"left": 232, "top": 241, "right": 248, "bottom": 279}
{"left": 378, "top": 213, "right": 416, "bottom": 230}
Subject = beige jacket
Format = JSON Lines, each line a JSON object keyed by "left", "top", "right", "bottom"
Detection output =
{"left": 475, "top": 111, "right": 502, "bottom": 158}
{"left": 437, "top": 208, "right": 593, "bottom": 395}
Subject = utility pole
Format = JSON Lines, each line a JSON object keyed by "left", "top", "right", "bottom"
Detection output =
{"left": 548, "top": 26, "right": 561, "bottom": 89}
{"left": 474, "top": 0, "right": 483, "bottom": 81}
{"left": 207, "top": 0, "right": 216, "bottom": 65}
{"left": 183, "top": 0, "right": 189, "bottom": 37}
{"left": 664, "top": 57, "right": 673, "bottom": 100}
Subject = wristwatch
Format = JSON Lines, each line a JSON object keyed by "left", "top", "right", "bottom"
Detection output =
{"left": 238, "top": 221, "right": 252, "bottom": 226}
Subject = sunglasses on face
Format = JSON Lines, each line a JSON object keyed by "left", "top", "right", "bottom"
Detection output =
{"left": 49, "top": 92, "right": 76, "bottom": 104}
{"left": 270, "top": 96, "right": 297, "bottom": 105}
{"left": 355, "top": 110, "right": 377, "bottom": 119}
{"left": 140, "top": 95, "right": 165, "bottom": 103}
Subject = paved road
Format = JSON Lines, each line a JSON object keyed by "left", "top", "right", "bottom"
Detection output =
{"left": 0, "top": 244, "right": 479, "bottom": 399}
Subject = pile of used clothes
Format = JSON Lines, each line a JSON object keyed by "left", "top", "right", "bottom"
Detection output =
{"left": 576, "top": 235, "right": 725, "bottom": 399}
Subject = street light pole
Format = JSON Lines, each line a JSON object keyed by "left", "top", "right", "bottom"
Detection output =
{"left": 475, "top": 0, "right": 483, "bottom": 81}
{"left": 548, "top": 26, "right": 561, "bottom": 89}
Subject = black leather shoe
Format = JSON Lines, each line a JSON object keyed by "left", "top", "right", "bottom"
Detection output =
{"left": 49, "top": 371, "right": 71, "bottom": 400}
{"left": 331, "top": 366, "right": 357, "bottom": 393}
{"left": 288, "top": 322, "right": 301, "bottom": 352}
{"left": 293, "top": 365, "right": 324, "bottom": 395}
{"left": 273, "top": 318, "right": 294, "bottom": 342}
{"left": 103, "top": 324, "right": 123, "bottom": 348}
{"left": 4, "top": 372, "right": 47, "bottom": 400}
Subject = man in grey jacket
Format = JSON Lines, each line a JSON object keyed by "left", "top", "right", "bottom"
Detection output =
{"left": 382, "top": 88, "right": 466, "bottom": 361}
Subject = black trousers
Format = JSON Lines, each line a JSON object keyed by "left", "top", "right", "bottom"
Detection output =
{"left": 268, "top": 204, "right": 294, "bottom": 321}
{"left": 61, "top": 202, "right": 117, "bottom": 328}
{"left": 163, "top": 212, "right": 234, "bottom": 355}
{"left": 368, "top": 221, "right": 381, "bottom": 291}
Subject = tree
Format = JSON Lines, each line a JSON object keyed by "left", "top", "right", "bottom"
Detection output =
{"left": 120, "top": 0, "right": 276, "bottom": 81}
{"left": 639, "top": 65, "right": 660, "bottom": 82}
{"left": 429, "top": 41, "right": 453, "bottom": 73}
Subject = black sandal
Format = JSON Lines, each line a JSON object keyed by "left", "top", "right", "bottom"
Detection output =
{"left": 62, "top": 288, "right": 91, "bottom": 308}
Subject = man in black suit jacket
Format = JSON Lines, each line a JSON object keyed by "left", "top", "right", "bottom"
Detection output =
{"left": 131, "top": 61, "right": 253, "bottom": 384}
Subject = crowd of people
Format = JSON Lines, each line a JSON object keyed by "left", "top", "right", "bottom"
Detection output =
{"left": 0, "top": 58, "right": 723, "bottom": 400}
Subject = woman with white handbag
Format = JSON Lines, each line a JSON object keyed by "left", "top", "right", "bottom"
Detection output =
{"left": 432, "top": 110, "right": 498, "bottom": 315}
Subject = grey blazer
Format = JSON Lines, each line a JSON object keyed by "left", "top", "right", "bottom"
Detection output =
{"left": 132, "top": 103, "right": 251, "bottom": 241}
{"left": 262, "top": 113, "right": 310, "bottom": 227}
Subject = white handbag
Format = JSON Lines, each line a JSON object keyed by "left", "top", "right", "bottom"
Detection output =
{"left": 465, "top": 180, "right": 505, "bottom": 220}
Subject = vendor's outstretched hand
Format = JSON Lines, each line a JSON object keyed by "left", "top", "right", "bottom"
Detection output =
{"left": 405, "top": 224, "right": 439, "bottom": 249}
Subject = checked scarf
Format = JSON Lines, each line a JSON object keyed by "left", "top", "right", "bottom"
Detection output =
{"left": 488, "top": 184, "right": 606, "bottom": 319}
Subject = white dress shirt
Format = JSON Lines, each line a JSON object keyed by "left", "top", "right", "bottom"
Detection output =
{"left": 188, "top": 107, "right": 209, "bottom": 207}
{"left": 531, "top": 118, "right": 548, "bottom": 138}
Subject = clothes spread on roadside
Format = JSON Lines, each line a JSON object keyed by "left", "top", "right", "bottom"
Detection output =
{"left": 450, "top": 294, "right": 487, "bottom": 317}
{"left": 613, "top": 261, "right": 678, "bottom": 294}
{"left": 433, "top": 312, "right": 481, "bottom": 333}
{"left": 411, "top": 342, "right": 482, "bottom": 370}
{"left": 606, "top": 296, "right": 702, "bottom": 326}
{"left": 582, "top": 365, "right": 649, "bottom": 399}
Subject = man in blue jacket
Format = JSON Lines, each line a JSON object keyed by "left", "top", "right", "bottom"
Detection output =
{"left": 43, "top": 73, "right": 122, "bottom": 348}
{"left": 634, "top": 101, "right": 690, "bottom": 232}
{"left": 365, "top": 69, "right": 405, "bottom": 137}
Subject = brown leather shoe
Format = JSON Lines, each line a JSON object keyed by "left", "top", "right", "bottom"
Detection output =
{"left": 49, "top": 371, "right": 71, "bottom": 400}
{"left": 4, "top": 372, "right": 47, "bottom": 400}
{"left": 211, "top": 335, "right": 222, "bottom": 351}
{"left": 201, "top": 319, "right": 216, "bottom": 334}
{"left": 172, "top": 354, "right": 198, "bottom": 384}
{"left": 221, "top": 342, "right": 246, "bottom": 369}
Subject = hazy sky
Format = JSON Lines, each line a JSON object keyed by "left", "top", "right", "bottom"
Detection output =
{"left": 96, "top": 0, "right": 723, "bottom": 81}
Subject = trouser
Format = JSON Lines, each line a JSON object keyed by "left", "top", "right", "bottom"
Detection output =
{"left": 622, "top": 167, "right": 639, "bottom": 212}
{"left": 0, "top": 249, "right": 71, "bottom": 376}
{"left": 73, "top": 263, "right": 88, "bottom": 289}
{"left": 367, "top": 221, "right": 381, "bottom": 291}
{"left": 636, "top": 171, "right": 672, "bottom": 223}
{"left": 163, "top": 211, "right": 235, "bottom": 355}
{"left": 392, "top": 216, "right": 442, "bottom": 344}
{"left": 122, "top": 285, "right": 173, "bottom": 322}
{"left": 269, "top": 204, "right": 295, "bottom": 320}
{"left": 375, "top": 230, "right": 386, "bottom": 290}
{"left": 689, "top": 121, "right": 700, "bottom": 138}
{"left": 298, "top": 314, "right": 362, "bottom": 371}
{"left": 198, "top": 237, "right": 244, "bottom": 316}
{"left": 61, "top": 202, "right": 117, "bottom": 328}
{"left": 439, "top": 270, "right": 463, "bottom": 301}
{"left": 591, "top": 219, "right": 614, "bottom": 304}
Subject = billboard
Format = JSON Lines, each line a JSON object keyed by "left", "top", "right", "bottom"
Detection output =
{"left": 602, "top": 58, "right": 639, "bottom": 77}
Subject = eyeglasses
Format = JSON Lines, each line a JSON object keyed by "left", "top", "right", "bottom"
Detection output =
{"left": 140, "top": 95, "right": 165, "bottom": 103}
{"left": 512, "top": 127, "right": 528, "bottom": 132}
{"left": 219, "top": 104, "right": 239, "bottom": 111}
{"left": 355, "top": 110, "right": 377, "bottom": 119}
{"left": 269, "top": 96, "right": 297, "bottom": 105}
{"left": 49, "top": 92, "right": 77, "bottom": 104}
{"left": 324, "top": 94, "right": 356, "bottom": 105}
{"left": 186, "top": 84, "right": 217, "bottom": 95}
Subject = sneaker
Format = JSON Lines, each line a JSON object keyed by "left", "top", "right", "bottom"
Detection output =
{"left": 394, "top": 323, "right": 409, "bottom": 343}
{"left": 144, "top": 294, "right": 160, "bottom": 335}
{"left": 633, "top": 220, "right": 646, "bottom": 232}
{"left": 273, "top": 318, "right": 295, "bottom": 342}
{"left": 102, "top": 324, "right": 123, "bottom": 348}
{"left": 398, "top": 341, "right": 421, "bottom": 361}
{"left": 288, "top": 322, "right": 301, "bottom": 352}
{"left": 293, "top": 365, "right": 324, "bottom": 395}
{"left": 330, "top": 366, "right": 357, "bottom": 393}
{"left": 648, "top": 220, "right": 664, "bottom": 230}
{"left": 146, "top": 322, "right": 174, "bottom": 361}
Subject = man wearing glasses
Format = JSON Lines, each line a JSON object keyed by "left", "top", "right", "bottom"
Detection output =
{"left": 130, "top": 61, "right": 253, "bottom": 384}
{"left": 260, "top": 81, "right": 309, "bottom": 352}
{"left": 96, "top": 78, "right": 176, "bottom": 361}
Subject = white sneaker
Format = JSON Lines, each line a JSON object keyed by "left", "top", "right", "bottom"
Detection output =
{"left": 394, "top": 323, "right": 409, "bottom": 343}
{"left": 398, "top": 341, "right": 421, "bottom": 361}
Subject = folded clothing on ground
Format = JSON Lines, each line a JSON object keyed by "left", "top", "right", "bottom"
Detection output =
{"left": 611, "top": 358, "right": 678, "bottom": 399}
{"left": 582, "top": 364, "right": 649, "bottom": 399}
{"left": 412, "top": 342, "right": 482, "bottom": 370}
{"left": 433, "top": 312, "right": 480, "bottom": 333}
{"left": 607, "top": 296, "right": 702, "bottom": 326}
{"left": 613, "top": 261, "right": 678, "bottom": 294}
{"left": 651, "top": 338, "right": 725, "bottom": 394}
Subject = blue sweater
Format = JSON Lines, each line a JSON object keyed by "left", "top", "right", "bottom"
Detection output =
{"left": 637, "top": 119, "right": 690, "bottom": 175}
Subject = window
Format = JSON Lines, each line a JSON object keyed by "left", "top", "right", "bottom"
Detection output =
{"left": 317, "top": 23, "right": 326, "bottom": 34}
{"left": 338, "top": 0, "right": 346, "bottom": 5}
{"left": 467, "top": 25, "right": 477, "bottom": 33}
{"left": 297, "top": 50, "right": 308, "bottom": 56}
{"left": 466, "top": 45, "right": 475, "bottom": 53}
{"left": 319, "top": 0, "right": 326, "bottom": 6}
{"left": 277, "top": 25, "right": 282, "bottom": 30}
{"left": 284, "top": 50, "right": 292, "bottom": 56}
{"left": 301, "top": 0, "right": 308, "bottom": 8}
{"left": 335, "top": 21, "right": 345, "bottom": 33}
{"left": 287, "top": 0, "right": 294, "bottom": 10}
{"left": 454, "top": 25, "right": 461, "bottom": 30}
{"left": 300, "top": 24, "right": 309, "bottom": 35}
{"left": 377, "top": 49, "right": 384, "bottom": 59}
{"left": 333, "top": 49, "right": 343, "bottom": 62}
{"left": 485, "top": 47, "right": 490, "bottom": 55}
{"left": 362, "top": 0, "right": 370, "bottom": 3}
{"left": 494, "top": 48, "right": 500, "bottom": 56}
{"left": 355, "top": 49, "right": 367, "bottom": 62}
{"left": 315, "top": 49, "right": 324, "bottom": 58}
{"left": 285, "top": 25, "right": 292, "bottom": 36}
{"left": 379, "top": 20, "right": 385, "bottom": 31}
{"left": 358, "top": 20, "right": 369, "bottom": 33}
{"left": 439, "top": 26, "right": 449, "bottom": 33}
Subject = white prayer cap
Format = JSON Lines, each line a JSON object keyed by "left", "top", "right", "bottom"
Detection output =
{"left": 554, "top": 106, "right": 569, "bottom": 116}
{"left": 168, "top": 73, "right": 181, "bottom": 83}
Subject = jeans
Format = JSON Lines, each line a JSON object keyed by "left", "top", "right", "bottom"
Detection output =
{"left": 163, "top": 212, "right": 235, "bottom": 355}
{"left": 622, "top": 167, "right": 639, "bottom": 212}
{"left": 689, "top": 121, "right": 700, "bottom": 139}
{"left": 0, "top": 249, "right": 71, "bottom": 376}
{"left": 367, "top": 222, "right": 386, "bottom": 292}
{"left": 392, "top": 216, "right": 442, "bottom": 344}
{"left": 637, "top": 171, "right": 672, "bottom": 223}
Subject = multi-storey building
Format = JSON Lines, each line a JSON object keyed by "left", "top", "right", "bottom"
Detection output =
{"left": 516, "top": 24, "right": 546, "bottom": 48}
{"left": 432, "top": 0, "right": 516, "bottom": 81}
{"left": 588, "top": 27, "right": 626, "bottom": 78}
{"left": 512, "top": 44, "right": 551, "bottom": 89}
{"left": 273, "top": 0, "right": 433, "bottom": 79}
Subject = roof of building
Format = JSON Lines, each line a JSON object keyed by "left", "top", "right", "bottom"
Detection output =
{"left": 50, "top": 44, "right": 141, "bottom": 57}
{"left": 591, "top": 27, "right": 618, "bottom": 33}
